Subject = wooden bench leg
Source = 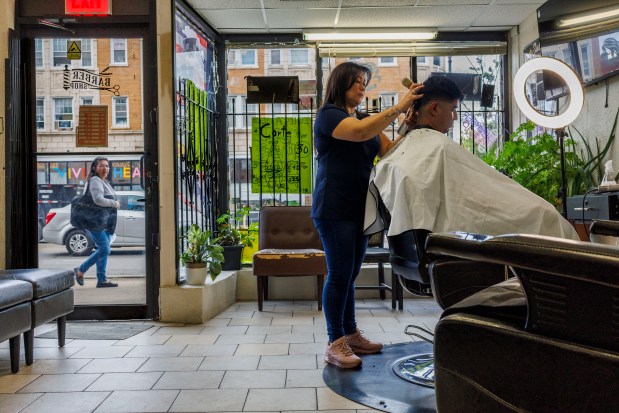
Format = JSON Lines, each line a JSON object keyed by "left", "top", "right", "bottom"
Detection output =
{"left": 257, "top": 276, "right": 264, "bottom": 311}
{"left": 317, "top": 275, "right": 324, "bottom": 311}
{"left": 9, "top": 336, "right": 20, "bottom": 373}
{"left": 57, "top": 316, "right": 67, "bottom": 347}
{"left": 264, "top": 276, "right": 269, "bottom": 301}
{"left": 24, "top": 329, "right": 34, "bottom": 365}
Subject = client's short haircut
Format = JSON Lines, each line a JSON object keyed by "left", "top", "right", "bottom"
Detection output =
{"left": 416, "top": 75, "right": 464, "bottom": 109}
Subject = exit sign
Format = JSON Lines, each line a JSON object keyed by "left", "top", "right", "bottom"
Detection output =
{"left": 65, "top": 0, "right": 111, "bottom": 15}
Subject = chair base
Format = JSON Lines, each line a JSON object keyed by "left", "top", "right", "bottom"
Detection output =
{"left": 392, "top": 353, "right": 435, "bottom": 388}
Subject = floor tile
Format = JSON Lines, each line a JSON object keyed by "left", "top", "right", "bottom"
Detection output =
{"left": 86, "top": 372, "right": 163, "bottom": 391}
{"left": 200, "top": 326, "right": 249, "bottom": 335}
{"left": 153, "top": 326, "right": 205, "bottom": 335}
{"left": 31, "top": 347, "right": 82, "bottom": 360}
{"left": 289, "top": 342, "right": 327, "bottom": 355}
{"left": 64, "top": 340, "right": 118, "bottom": 347}
{"left": 164, "top": 334, "right": 218, "bottom": 345}
{"left": 93, "top": 389, "right": 178, "bottom": 413}
{"left": 78, "top": 357, "right": 148, "bottom": 373}
{"left": 152, "top": 370, "right": 224, "bottom": 389}
{"left": 270, "top": 316, "right": 315, "bottom": 326}
{"left": 115, "top": 334, "right": 171, "bottom": 345}
{"left": 215, "top": 334, "right": 266, "bottom": 345}
{"left": 286, "top": 368, "right": 326, "bottom": 388}
{"left": 198, "top": 355, "right": 260, "bottom": 371}
{"left": 180, "top": 344, "right": 237, "bottom": 357}
{"left": 220, "top": 370, "right": 286, "bottom": 389}
{"left": 246, "top": 325, "right": 293, "bottom": 335}
{"left": 124, "top": 344, "right": 186, "bottom": 358}
{"left": 18, "top": 359, "right": 91, "bottom": 375}
{"left": 235, "top": 343, "right": 289, "bottom": 356}
{"left": 228, "top": 317, "right": 273, "bottom": 326}
{"left": 0, "top": 393, "right": 42, "bottom": 412}
{"left": 20, "top": 392, "right": 109, "bottom": 413}
{"left": 137, "top": 356, "right": 204, "bottom": 372}
{"left": 258, "top": 355, "right": 317, "bottom": 370}
{"left": 169, "top": 389, "right": 248, "bottom": 412}
{"left": 69, "top": 346, "right": 132, "bottom": 359}
{"left": 264, "top": 333, "right": 315, "bottom": 344}
{"left": 18, "top": 373, "right": 100, "bottom": 393}
{"left": 0, "top": 374, "right": 39, "bottom": 393}
{"left": 244, "top": 388, "right": 317, "bottom": 411}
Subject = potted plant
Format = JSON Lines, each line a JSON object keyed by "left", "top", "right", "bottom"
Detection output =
{"left": 214, "top": 207, "right": 257, "bottom": 270}
{"left": 180, "top": 224, "right": 224, "bottom": 285}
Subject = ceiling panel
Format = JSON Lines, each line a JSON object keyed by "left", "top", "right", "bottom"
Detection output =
{"left": 336, "top": 5, "right": 486, "bottom": 29}
{"left": 187, "top": 0, "right": 548, "bottom": 33}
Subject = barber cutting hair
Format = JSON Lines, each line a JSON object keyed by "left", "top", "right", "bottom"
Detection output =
{"left": 365, "top": 75, "right": 579, "bottom": 242}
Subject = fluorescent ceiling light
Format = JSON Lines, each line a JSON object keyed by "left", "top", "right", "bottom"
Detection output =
{"left": 304, "top": 30, "right": 437, "bottom": 42}
{"left": 513, "top": 57, "right": 583, "bottom": 129}
{"left": 557, "top": 5, "right": 619, "bottom": 28}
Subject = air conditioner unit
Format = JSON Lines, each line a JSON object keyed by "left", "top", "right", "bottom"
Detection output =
{"left": 54, "top": 121, "right": 73, "bottom": 130}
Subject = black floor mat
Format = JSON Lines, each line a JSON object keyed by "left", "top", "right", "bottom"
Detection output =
{"left": 323, "top": 341, "right": 436, "bottom": 413}
{"left": 36, "top": 322, "right": 153, "bottom": 340}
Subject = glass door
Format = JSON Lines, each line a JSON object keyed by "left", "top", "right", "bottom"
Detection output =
{"left": 35, "top": 36, "right": 148, "bottom": 310}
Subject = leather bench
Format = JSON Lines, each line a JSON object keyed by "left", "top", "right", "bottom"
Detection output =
{"left": 0, "top": 279, "right": 33, "bottom": 373}
{"left": 0, "top": 268, "right": 75, "bottom": 367}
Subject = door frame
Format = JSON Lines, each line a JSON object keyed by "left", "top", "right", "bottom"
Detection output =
{"left": 11, "top": 6, "right": 159, "bottom": 320}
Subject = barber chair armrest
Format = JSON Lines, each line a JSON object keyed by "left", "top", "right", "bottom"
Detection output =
{"left": 590, "top": 219, "right": 619, "bottom": 237}
{"left": 429, "top": 259, "right": 508, "bottom": 309}
{"left": 425, "top": 232, "right": 619, "bottom": 286}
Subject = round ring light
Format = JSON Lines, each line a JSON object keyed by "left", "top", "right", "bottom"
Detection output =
{"left": 513, "top": 57, "right": 584, "bottom": 129}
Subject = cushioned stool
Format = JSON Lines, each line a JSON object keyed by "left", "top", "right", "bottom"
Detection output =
{"left": 0, "top": 269, "right": 74, "bottom": 365}
{"left": 0, "top": 279, "right": 33, "bottom": 373}
{"left": 253, "top": 206, "right": 327, "bottom": 311}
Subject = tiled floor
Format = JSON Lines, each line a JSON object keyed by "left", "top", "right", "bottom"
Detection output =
{"left": 0, "top": 298, "right": 441, "bottom": 413}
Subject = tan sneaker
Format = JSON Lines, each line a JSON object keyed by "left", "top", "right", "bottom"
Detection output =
{"left": 324, "top": 336, "right": 362, "bottom": 368}
{"left": 346, "top": 328, "right": 383, "bottom": 354}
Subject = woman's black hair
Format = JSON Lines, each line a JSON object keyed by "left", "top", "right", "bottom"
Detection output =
{"left": 322, "top": 61, "right": 373, "bottom": 110}
{"left": 88, "top": 156, "right": 109, "bottom": 180}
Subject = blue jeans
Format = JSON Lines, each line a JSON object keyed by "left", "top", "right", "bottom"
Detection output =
{"left": 314, "top": 218, "right": 368, "bottom": 343}
{"left": 79, "top": 229, "right": 112, "bottom": 283}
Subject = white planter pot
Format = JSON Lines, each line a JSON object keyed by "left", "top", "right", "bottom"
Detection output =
{"left": 185, "top": 263, "right": 208, "bottom": 285}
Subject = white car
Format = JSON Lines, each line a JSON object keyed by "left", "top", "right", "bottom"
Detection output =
{"left": 42, "top": 191, "right": 145, "bottom": 256}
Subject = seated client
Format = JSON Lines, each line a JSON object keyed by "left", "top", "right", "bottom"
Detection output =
{"left": 364, "top": 75, "right": 579, "bottom": 241}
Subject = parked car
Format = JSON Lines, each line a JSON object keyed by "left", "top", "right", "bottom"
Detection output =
{"left": 42, "top": 191, "right": 145, "bottom": 256}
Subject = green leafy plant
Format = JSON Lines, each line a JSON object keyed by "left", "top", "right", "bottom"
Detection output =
{"left": 180, "top": 224, "right": 224, "bottom": 280}
{"left": 482, "top": 109, "right": 619, "bottom": 208}
{"left": 213, "top": 207, "right": 257, "bottom": 248}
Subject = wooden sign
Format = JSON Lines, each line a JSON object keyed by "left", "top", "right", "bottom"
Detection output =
{"left": 76, "top": 105, "right": 108, "bottom": 147}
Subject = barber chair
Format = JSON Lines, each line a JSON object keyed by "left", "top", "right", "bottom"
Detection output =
{"left": 374, "top": 198, "right": 507, "bottom": 387}
{"left": 426, "top": 231, "right": 619, "bottom": 413}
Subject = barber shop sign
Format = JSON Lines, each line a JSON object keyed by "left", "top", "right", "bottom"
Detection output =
{"left": 62, "top": 65, "right": 121, "bottom": 96}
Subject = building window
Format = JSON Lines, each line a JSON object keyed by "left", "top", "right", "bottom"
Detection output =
{"left": 80, "top": 97, "right": 94, "bottom": 106}
{"left": 53, "top": 97, "right": 73, "bottom": 130}
{"left": 80, "top": 39, "right": 92, "bottom": 67}
{"left": 111, "top": 39, "right": 127, "bottom": 65}
{"left": 270, "top": 49, "right": 281, "bottom": 66}
{"left": 52, "top": 39, "right": 70, "bottom": 67}
{"left": 290, "top": 48, "right": 310, "bottom": 65}
{"left": 380, "top": 93, "right": 398, "bottom": 108}
{"left": 580, "top": 45, "right": 590, "bottom": 77}
{"left": 228, "top": 49, "right": 258, "bottom": 68}
{"left": 433, "top": 56, "right": 441, "bottom": 66}
{"left": 112, "top": 96, "right": 129, "bottom": 127}
{"left": 417, "top": 56, "right": 427, "bottom": 64}
{"left": 36, "top": 98, "right": 45, "bottom": 130}
{"left": 52, "top": 39, "right": 92, "bottom": 67}
{"left": 35, "top": 38, "right": 43, "bottom": 68}
{"left": 379, "top": 56, "right": 397, "bottom": 66}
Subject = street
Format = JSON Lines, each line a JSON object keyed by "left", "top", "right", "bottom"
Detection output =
{"left": 38, "top": 242, "right": 146, "bottom": 277}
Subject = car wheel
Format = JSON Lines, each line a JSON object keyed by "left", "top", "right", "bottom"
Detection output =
{"left": 65, "top": 230, "right": 94, "bottom": 256}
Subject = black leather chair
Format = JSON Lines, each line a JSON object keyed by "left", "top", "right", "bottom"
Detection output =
{"left": 426, "top": 231, "right": 619, "bottom": 413}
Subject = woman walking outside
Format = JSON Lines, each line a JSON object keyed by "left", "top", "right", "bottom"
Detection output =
{"left": 74, "top": 156, "right": 121, "bottom": 288}
{"left": 312, "top": 62, "right": 423, "bottom": 368}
